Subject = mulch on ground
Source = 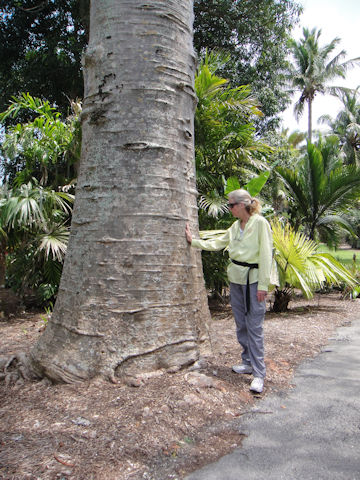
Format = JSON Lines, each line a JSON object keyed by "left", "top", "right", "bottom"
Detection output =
{"left": 0, "top": 289, "right": 359, "bottom": 480}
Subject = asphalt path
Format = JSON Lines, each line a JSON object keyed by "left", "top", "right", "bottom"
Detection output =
{"left": 186, "top": 317, "right": 360, "bottom": 480}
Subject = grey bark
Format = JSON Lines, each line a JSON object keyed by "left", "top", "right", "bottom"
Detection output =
{"left": 308, "top": 97, "right": 313, "bottom": 143}
{"left": 30, "top": 0, "right": 211, "bottom": 383}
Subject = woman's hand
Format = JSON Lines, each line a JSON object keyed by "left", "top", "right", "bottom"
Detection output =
{"left": 185, "top": 223, "right": 193, "bottom": 244}
{"left": 257, "top": 290, "right": 267, "bottom": 302}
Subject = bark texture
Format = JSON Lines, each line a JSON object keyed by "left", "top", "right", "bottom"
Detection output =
{"left": 30, "top": 0, "right": 211, "bottom": 383}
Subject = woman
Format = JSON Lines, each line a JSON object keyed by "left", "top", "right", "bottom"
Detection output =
{"left": 185, "top": 189, "right": 273, "bottom": 393}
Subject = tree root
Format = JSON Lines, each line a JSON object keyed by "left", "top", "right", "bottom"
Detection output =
{"left": 0, "top": 352, "right": 40, "bottom": 386}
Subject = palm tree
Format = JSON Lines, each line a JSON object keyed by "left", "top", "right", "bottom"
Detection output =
{"left": 195, "top": 50, "right": 272, "bottom": 219}
{"left": 0, "top": 182, "right": 73, "bottom": 301}
{"left": 288, "top": 27, "right": 360, "bottom": 142}
{"left": 0, "top": 93, "right": 81, "bottom": 188}
{"left": 319, "top": 87, "right": 360, "bottom": 166}
{"left": 276, "top": 138, "right": 360, "bottom": 245}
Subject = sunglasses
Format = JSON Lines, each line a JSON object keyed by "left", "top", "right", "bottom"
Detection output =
{"left": 227, "top": 202, "right": 238, "bottom": 209}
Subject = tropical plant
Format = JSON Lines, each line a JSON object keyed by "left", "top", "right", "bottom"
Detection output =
{"left": 195, "top": 51, "right": 272, "bottom": 220}
{"left": 0, "top": 93, "right": 81, "bottom": 188}
{"left": 193, "top": 0, "right": 302, "bottom": 131}
{"left": 271, "top": 219, "right": 357, "bottom": 312}
{"left": 340, "top": 258, "right": 360, "bottom": 300}
{"left": 0, "top": 0, "right": 88, "bottom": 114}
{"left": 343, "top": 204, "right": 360, "bottom": 248}
{"left": 287, "top": 27, "right": 360, "bottom": 142}
{"left": 0, "top": 181, "right": 73, "bottom": 304}
{"left": 276, "top": 139, "right": 360, "bottom": 245}
{"left": 319, "top": 87, "right": 360, "bottom": 166}
{"left": 259, "top": 128, "right": 305, "bottom": 215}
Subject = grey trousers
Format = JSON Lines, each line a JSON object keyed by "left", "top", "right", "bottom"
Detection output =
{"left": 230, "top": 282, "right": 266, "bottom": 378}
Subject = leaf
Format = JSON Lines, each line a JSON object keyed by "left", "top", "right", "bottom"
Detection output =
{"left": 224, "top": 176, "right": 240, "bottom": 195}
{"left": 271, "top": 219, "right": 358, "bottom": 298}
{"left": 245, "top": 171, "right": 270, "bottom": 197}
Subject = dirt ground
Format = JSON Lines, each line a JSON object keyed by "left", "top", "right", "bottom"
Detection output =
{"left": 0, "top": 288, "right": 359, "bottom": 480}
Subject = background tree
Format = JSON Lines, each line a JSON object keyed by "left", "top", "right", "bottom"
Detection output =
{"left": 29, "top": 0, "right": 211, "bottom": 384}
{"left": 0, "top": 0, "right": 301, "bottom": 132}
{"left": 319, "top": 87, "right": 360, "bottom": 166}
{"left": 0, "top": 93, "right": 81, "bottom": 188}
{"left": 0, "top": 0, "right": 89, "bottom": 115}
{"left": 195, "top": 51, "right": 270, "bottom": 215}
{"left": 288, "top": 27, "right": 360, "bottom": 142}
{"left": 276, "top": 138, "right": 360, "bottom": 245}
{"left": 193, "top": 0, "right": 302, "bottom": 131}
{"left": 260, "top": 128, "right": 305, "bottom": 214}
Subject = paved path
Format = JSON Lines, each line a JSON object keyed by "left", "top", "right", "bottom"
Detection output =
{"left": 186, "top": 318, "right": 360, "bottom": 480}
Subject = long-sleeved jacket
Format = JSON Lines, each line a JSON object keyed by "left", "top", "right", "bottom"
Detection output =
{"left": 191, "top": 214, "right": 273, "bottom": 291}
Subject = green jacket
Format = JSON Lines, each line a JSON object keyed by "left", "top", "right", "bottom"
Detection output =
{"left": 191, "top": 214, "right": 273, "bottom": 291}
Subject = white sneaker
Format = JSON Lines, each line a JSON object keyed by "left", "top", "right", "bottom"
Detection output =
{"left": 250, "top": 377, "right": 264, "bottom": 393}
{"left": 232, "top": 364, "right": 253, "bottom": 374}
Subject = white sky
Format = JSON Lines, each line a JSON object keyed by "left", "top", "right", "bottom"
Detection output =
{"left": 281, "top": 0, "right": 360, "bottom": 133}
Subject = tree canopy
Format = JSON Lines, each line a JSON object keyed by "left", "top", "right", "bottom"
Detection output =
{"left": 287, "top": 27, "right": 360, "bottom": 142}
{"left": 276, "top": 138, "right": 360, "bottom": 243}
{"left": 193, "top": 0, "right": 303, "bottom": 131}
{"left": 0, "top": 0, "right": 89, "bottom": 114}
{"left": 1, "top": 0, "right": 301, "bottom": 131}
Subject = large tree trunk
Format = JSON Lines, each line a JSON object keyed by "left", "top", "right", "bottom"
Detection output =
{"left": 30, "top": 0, "right": 211, "bottom": 383}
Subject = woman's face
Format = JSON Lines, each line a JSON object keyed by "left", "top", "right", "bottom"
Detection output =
{"left": 228, "top": 199, "right": 244, "bottom": 218}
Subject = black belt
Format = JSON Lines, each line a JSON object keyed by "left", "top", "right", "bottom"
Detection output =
{"left": 230, "top": 259, "right": 259, "bottom": 312}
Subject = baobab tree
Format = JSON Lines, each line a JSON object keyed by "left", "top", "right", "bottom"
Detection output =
{"left": 26, "top": 0, "right": 211, "bottom": 383}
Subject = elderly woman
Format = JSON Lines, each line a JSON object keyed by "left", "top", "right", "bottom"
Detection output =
{"left": 185, "top": 189, "right": 273, "bottom": 393}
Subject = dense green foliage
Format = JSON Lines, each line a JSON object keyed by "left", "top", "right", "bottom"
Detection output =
{"left": 194, "top": 0, "right": 302, "bottom": 131}
{"left": 271, "top": 219, "right": 357, "bottom": 311}
{"left": 0, "top": 94, "right": 78, "bottom": 304}
{"left": 0, "top": 0, "right": 89, "bottom": 115}
{"left": 194, "top": 53, "right": 273, "bottom": 295}
{"left": 0, "top": 93, "right": 81, "bottom": 188}
{"left": 195, "top": 52, "right": 271, "bottom": 213}
{"left": 319, "top": 87, "right": 360, "bottom": 166}
{"left": 0, "top": 0, "right": 301, "bottom": 132}
{"left": 0, "top": 181, "right": 73, "bottom": 304}
{"left": 276, "top": 138, "right": 360, "bottom": 244}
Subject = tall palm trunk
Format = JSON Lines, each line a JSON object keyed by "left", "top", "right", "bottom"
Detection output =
{"left": 30, "top": 0, "right": 211, "bottom": 383}
{"left": 307, "top": 97, "right": 313, "bottom": 143}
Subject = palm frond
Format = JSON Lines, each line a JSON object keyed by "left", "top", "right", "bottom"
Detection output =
{"left": 37, "top": 224, "right": 69, "bottom": 262}
{"left": 198, "top": 193, "right": 228, "bottom": 218}
{"left": 271, "top": 219, "right": 357, "bottom": 298}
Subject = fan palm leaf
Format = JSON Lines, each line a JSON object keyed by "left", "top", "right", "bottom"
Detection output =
{"left": 271, "top": 219, "right": 357, "bottom": 300}
{"left": 38, "top": 223, "right": 70, "bottom": 262}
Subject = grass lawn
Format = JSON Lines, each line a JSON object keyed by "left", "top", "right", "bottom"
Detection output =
{"left": 317, "top": 244, "right": 360, "bottom": 266}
